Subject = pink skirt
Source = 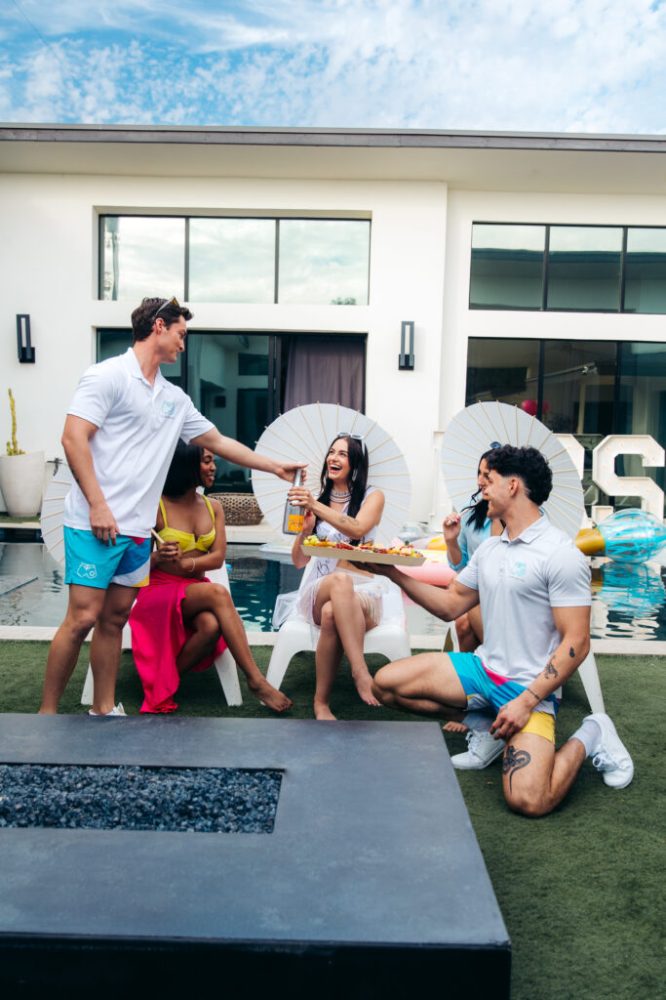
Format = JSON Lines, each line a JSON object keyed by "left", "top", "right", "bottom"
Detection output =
{"left": 129, "top": 569, "right": 228, "bottom": 714}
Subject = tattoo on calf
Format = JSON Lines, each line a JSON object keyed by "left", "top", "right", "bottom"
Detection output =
{"left": 543, "top": 660, "right": 559, "bottom": 679}
{"left": 503, "top": 745, "right": 532, "bottom": 791}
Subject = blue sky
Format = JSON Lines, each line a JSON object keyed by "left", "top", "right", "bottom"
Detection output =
{"left": 2, "top": 0, "right": 666, "bottom": 133}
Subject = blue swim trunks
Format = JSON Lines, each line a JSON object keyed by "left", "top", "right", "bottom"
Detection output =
{"left": 64, "top": 527, "right": 151, "bottom": 589}
{"left": 448, "top": 652, "right": 559, "bottom": 718}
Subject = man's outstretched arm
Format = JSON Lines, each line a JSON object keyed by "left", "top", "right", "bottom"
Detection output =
{"left": 367, "top": 564, "right": 479, "bottom": 621}
{"left": 191, "top": 428, "right": 305, "bottom": 483}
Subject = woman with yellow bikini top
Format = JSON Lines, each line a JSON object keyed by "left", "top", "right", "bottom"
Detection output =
{"left": 157, "top": 494, "right": 217, "bottom": 553}
{"left": 129, "top": 442, "right": 292, "bottom": 715}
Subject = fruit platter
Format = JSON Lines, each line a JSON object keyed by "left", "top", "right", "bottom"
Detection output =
{"left": 301, "top": 537, "right": 425, "bottom": 566}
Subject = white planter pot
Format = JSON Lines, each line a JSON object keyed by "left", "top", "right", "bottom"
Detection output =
{"left": 0, "top": 451, "right": 46, "bottom": 517}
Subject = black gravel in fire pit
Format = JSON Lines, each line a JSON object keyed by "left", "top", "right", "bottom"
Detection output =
{"left": 0, "top": 764, "right": 281, "bottom": 833}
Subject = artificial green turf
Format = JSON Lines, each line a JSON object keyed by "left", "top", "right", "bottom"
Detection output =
{"left": 1, "top": 643, "right": 664, "bottom": 1000}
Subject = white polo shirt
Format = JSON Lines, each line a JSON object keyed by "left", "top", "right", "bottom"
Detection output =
{"left": 64, "top": 349, "right": 214, "bottom": 537}
{"left": 458, "top": 515, "right": 591, "bottom": 690}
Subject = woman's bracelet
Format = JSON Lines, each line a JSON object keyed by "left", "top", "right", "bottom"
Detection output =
{"left": 526, "top": 687, "right": 541, "bottom": 703}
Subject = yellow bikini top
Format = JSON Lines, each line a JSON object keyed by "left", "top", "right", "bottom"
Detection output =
{"left": 157, "top": 495, "right": 216, "bottom": 553}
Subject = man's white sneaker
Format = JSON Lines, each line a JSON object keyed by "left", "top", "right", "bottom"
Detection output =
{"left": 451, "top": 730, "right": 505, "bottom": 770}
{"left": 587, "top": 712, "right": 634, "bottom": 789}
{"left": 88, "top": 703, "right": 127, "bottom": 717}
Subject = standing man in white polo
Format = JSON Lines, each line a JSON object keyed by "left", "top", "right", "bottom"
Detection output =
{"left": 40, "top": 296, "right": 300, "bottom": 716}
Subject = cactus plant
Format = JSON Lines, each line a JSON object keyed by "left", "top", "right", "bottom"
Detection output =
{"left": 6, "top": 388, "right": 25, "bottom": 455}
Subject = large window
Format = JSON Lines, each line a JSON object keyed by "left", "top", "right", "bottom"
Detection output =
{"left": 470, "top": 224, "right": 545, "bottom": 309}
{"left": 466, "top": 337, "right": 666, "bottom": 510}
{"left": 546, "top": 226, "right": 622, "bottom": 311}
{"left": 470, "top": 223, "right": 666, "bottom": 313}
{"left": 100, "top": 216, "right": 370, "bottom": 305}
{"left": 278, "top": 220, "right": 370, "bottom": 305}
{"left": 100, "top": 218, "right": 185, "bottom": 301}
{"left": 188, "top": 219, "right": 275, "bottom": 303}
{"left": 624, "top": 228, "right": 666, "bottom": 314}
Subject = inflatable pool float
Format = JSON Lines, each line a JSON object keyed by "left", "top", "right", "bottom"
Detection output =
{"left": 576, "top": 509, "right": 666, "bottom": 564}
{"left": 399, "top": 549, "right": 456, "bottom": 586}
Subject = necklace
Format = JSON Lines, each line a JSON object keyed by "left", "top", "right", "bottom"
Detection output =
{"left": 330, "top": 489, "right": 351, "bottom": 501}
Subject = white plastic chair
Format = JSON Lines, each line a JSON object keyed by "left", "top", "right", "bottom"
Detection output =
{"left": 266, "top": 560, "right": 412, "bottom": 690}
{"left": 81, "top": 563, "right": 242, "bottom": 707}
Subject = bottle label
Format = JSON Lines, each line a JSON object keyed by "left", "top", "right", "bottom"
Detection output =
{"left": 285, "top": 512, "right": 304, "bottom": 534}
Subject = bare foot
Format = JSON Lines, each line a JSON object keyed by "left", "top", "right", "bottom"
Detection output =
{"left": 352, "top": 671, "right": 381, "bottom": 707}
{"left": 249, "top": 678, "right": 292, "bottom": 713}
{"left": 443, "top": 720, "right": 469, "bottom": 734}
{"left": 314, "top": 700, "right": 337, "bottom": 721}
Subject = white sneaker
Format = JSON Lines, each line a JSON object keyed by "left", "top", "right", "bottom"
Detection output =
{"left": 451, "top": 730, "right": 505, "bottom": 770}
{"left": 88, "top": 703, "right": 127, "bottom": 717}
{"left": 587, "top": 713, "right": 634, "bottom": 789}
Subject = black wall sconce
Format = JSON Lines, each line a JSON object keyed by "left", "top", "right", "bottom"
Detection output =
{"left": 399, "top": 320, "right": 414, "bottom": 371}
{"left": 16, "top": 314, "right": 35, "bottom": 364}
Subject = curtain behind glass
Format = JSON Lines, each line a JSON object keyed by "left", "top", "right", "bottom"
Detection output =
{"left": 283, "top": 336, "right": 365, "bottom": 412}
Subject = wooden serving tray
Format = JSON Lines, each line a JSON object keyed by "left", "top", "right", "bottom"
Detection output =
{"left": 301, "top": 544, "right": 425, "bottom": 566}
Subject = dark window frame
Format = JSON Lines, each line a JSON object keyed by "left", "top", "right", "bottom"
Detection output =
{"left": 469, "top": 222, "right": 666, "bottom": 314}
{"left": 98, "top": 214, "right": 372, "bottom": 306}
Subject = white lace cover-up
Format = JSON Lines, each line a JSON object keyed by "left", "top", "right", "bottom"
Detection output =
{"left": 272, "top": 489, "right": 389, "bottom": 630}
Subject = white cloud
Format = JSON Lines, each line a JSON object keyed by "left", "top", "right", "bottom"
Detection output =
{"left": 1, "top": 0, "right": 666, "bottom": 132}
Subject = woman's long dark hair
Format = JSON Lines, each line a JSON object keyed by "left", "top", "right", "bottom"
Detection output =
{"left": 461, "top": 449, "right": 494, "bottom": 532}
{"left": 317, "top": 434, "right": 369, "bottom": 540}
{"left": 163, "top": 441, "right": 203, "bottom": 498}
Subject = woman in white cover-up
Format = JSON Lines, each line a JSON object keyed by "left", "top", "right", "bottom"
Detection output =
{"left": 279, "top": 432, "right": 387, "bottom": 720}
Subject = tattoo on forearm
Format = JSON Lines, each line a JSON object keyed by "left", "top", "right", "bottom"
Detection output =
{"left": 543, "top": 660, "right": 559, "bottom": 680}
{"left": 569, "top": 646, "right": 575, "bottom": 658}
{"left": 503, "top": 745, "right": 532, "bottom": 791}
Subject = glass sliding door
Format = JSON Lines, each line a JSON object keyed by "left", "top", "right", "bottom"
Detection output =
{"left": 618, "top": 342, "right": 666, "bottom": 496}
{"left": 186, "top": 333, "right": 274, "bottom": 493}
{"left": 465, "top": 338, "right": 541, "bottom": 410}
{"left": 97, "top": 329, "right": 367, "bottom": 495}
{"left": 541, "top": 341, "right": 617, "bottom": 437}
{"left": 465, "top": 337, "right": 666, "bottom": 514}
{"left": 97, "top": 328, "right": 184, "bottom": 388}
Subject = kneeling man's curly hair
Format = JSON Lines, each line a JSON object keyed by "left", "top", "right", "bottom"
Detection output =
{"left": 485, "top": 445, "right": 552, "bottom": 506}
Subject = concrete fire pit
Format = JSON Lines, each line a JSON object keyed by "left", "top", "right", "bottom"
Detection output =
{"left": 0, "top": 714, "right": 510, "bottom": 998}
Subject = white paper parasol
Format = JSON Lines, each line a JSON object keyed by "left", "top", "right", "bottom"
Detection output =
{"left": 251, "top": 404, "right": 411, "bottom": 541}
{"left": 40, "top": 462, "right": 72, "bottom": 564}
{"left": 440, "top": 401, "right": 585, "bottom": 538}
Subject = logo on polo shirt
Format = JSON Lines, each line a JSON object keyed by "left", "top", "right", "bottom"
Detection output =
{"left": 509, "top": 560, "right": 527, "bottom": 579}
{"left": 161, "top": 400, "right": 176, "bottom": 418}
{"left": 76, "top": 562, "right": 98, "bottom": 580}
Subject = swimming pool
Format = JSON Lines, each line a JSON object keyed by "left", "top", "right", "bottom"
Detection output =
{"left": 1, "top": 541, "right": 665, "bottom": 647}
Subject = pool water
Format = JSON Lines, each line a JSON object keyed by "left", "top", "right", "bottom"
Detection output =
{"left": 1, "top": 542, "right": 665, "bottom": 643}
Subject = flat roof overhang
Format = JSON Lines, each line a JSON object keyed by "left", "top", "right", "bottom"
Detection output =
{"left": 2, "top": 124, "right": 666, "bottom": 193}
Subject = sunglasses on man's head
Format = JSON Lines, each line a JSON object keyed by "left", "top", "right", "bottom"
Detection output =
{"left": 151, "top": 296, "right": 181, "bottom": 323}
